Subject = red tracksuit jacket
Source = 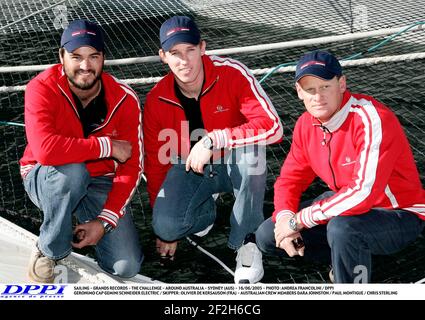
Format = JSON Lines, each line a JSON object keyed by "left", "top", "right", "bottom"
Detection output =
{"left": 143, "top": 54, "right": 283, "bottom": 206}
{"left": 273, "top": 90, "right": 425, "bottom": 227}
{"left": 20, "top": 64, "right": 143, "bottom": 227}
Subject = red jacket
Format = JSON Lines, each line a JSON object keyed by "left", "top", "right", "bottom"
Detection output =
{"left": 20, "top": 64, "right": 143, "bottom": 227}
{"left": 273, "top": 90, "right": 425, "bottom": 227}
{"left": 143, "top": 55, "right": 283, "bottom": 206}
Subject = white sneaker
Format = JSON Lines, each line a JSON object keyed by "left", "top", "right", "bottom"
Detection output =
{"left": 194, "top": 223, "right": 214, "bottom": 237}
{"left": 234, "top": 242, "right": 264, "bottom": 284}
{"left": 329, "top": 268, "right": 335, "bottom": 283}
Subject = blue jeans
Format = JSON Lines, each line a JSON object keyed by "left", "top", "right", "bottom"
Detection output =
{"left": 256, "top": 191, "right": 425, "bottom": 283}
{"left": 152, "top": 145, "right": 267, "bottom": 250}
{"left": 23, "top": 163, "right": 143, "bottom": 278}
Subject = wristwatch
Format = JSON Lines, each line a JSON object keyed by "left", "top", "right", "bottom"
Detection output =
{"left": 97, "top": 218, "right": 114, "bottom": 234}
{"left": 288, "top": 216, "right": 298, "bottom": 232}
{"left": 201, "top": 135, "right": 214, "bottom": 150}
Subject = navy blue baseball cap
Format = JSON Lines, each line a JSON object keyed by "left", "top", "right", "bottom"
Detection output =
{"left": 295, "top": 51, "right": 342, "bottom": 82}
{"left": 61, "top": 19, "right": 105, "bottom": 53}
{"left": 160, "top": 16, "right": 201, "bottom": 51}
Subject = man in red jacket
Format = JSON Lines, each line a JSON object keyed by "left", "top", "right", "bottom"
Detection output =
{"left": 20, "top": 20, "right": 143, "bottom": 282}
{"left": 143, "top": 16, "right": 283, "bottom": 283}
{"left": 256, "top": 50, "right": 425, "bottom": 283}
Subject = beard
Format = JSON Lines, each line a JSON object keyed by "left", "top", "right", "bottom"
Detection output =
{"left": 66, "top": 69, "right": 102, "bottom": 90}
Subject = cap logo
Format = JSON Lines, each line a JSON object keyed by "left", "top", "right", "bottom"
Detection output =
{"left": 300, "top": 60, "right": 326, "bottom": 70}
{"left": 166, "top": 27, "right": 190, "bottom": 36}
{"left": 71, "top": 30, "right": 97, "bottom": 37}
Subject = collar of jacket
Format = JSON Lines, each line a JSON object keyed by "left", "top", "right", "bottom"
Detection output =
{"left": 55, "top": 64, "right": 128, "bottom": 116}
{"left": 158, "top": 54, "right": 219, "bottom": 106}
{"left": 311, "top": 90, "right": 352, "bottom": 132}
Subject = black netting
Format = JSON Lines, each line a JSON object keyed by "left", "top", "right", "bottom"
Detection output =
{"left": 1, "top": 0, "right": 424, "bottom": 283}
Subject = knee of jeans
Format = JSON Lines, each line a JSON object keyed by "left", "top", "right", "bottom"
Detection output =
{"left": 109, "top": 256, "right": 143, "bottom": 278}
{"left": 255, "top": 219, "right": 275, "bottom": 253}
{"left": 327, "top": 216, "right": 360, "bottom": 245}
{"left": 236, "top": 160, "right": 267, "bottom": 182}
{"left": 152, "top": 215, "right": 183, "bottom": 242}
{"left": 51, "top": 164, "right": 90, "bottom": 194}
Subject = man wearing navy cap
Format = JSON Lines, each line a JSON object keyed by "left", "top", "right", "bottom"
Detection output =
{"left": 143, "top": 16, "right": 283, "bottom": 283}
{"left": 21, "top": 19, "right": 144, "bottom": 282}
{"left": 256, "top": 50, "right": 425, "bottom": 283}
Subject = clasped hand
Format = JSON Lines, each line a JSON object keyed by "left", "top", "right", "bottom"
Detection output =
{"left": 185, "top": 139, "right": 213, "bottom": 174}
{"left": 274, "top": 215, "right": 305, "bottom": 257}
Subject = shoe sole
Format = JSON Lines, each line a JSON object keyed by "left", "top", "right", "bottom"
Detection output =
{"left": 27, "top": 270, "right": 55, "bottom": 283}
{"left": 235, "top": 269, "right": 264, "bottom": 284}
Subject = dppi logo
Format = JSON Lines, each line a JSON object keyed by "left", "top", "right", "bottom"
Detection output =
{"left": 1, "top": 285, "right": 67, "bottom": 299}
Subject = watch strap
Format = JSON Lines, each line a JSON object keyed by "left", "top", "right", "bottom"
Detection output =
{"left": 97, "top": 218, "right": 114, "bottom": 234}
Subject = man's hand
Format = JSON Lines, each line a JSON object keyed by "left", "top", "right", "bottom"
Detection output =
{"left": 274, "top": 214, "right": 299, "bottom": 245}
{"left": 72, "top": 219, "right": 105, "bottom": 249}
{"left": 111, "top": 139, "right": 132, "bottom": 163}
{"left": 185, "top": 139, "right": 213, "bottom": 174}
{"left": 276, "top": 233, "right": 305, "bottom": 257}
{"left": 156, "top": 238, "right": 178, "bottom": 265}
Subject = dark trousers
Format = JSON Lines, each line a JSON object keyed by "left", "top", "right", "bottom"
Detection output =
{"left": 256, "top": 191, "right": 425, "bottom": 283}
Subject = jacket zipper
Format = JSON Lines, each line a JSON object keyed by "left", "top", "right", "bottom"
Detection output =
{"left": 90, "top": 93, "right": 127, "bottom": 135}
{"left": 321, "top": 125, "right": 338, "bottom": 190}
{"left": 200, "top": 76, "right": 218, "bottom": 96}
{"left": 158, "top": 75, "right": 219, "bottom": 107}
{"left": 158, "top": 96, "right": 184, "bottom": 109}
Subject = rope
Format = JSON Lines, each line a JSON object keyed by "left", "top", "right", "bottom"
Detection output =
{"left": 344, "top": 22, "right": 425, "bottom": 60}
{"left": 186, "top": 236, "right": 235, "bottom": 277}
{"left": 123, "top": 76, "right": 164, "bottom": 85}
{"left": 256, "top": 52, "right": 425, "bottom": 82}
{"left": 208, "top": 22, "right": 424, "bottom": 56}
{"left": 0, "top": 22, "right": 423, "bottom": 74}
{"left": 258, "top": 21, "right": 425, "bottom": 83}
{"left": 1, "top": 52, "right": 423, "bottom": 96}
{"left": 0, "top": 86, "right": 26, "bottom": 93}
{"left": 0, "top": 120, "right": 25, "bottom": 126}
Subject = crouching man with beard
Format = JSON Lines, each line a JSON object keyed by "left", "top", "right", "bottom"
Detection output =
{"left": 20, "top": 20, "right": 144, "bottom": 282}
